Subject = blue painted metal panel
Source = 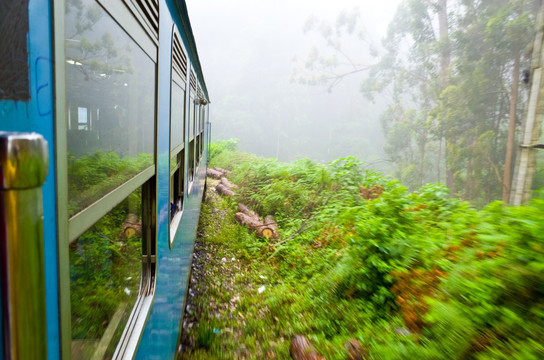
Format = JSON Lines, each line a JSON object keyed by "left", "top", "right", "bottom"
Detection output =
{"left": 0, "top": 0, "right": 60, "bottom": 358}
{"left": 135, "top": 1, "right": 208, "bottom": 357}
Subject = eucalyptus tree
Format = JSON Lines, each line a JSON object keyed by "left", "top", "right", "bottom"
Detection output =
{"left": 296, "top": 0, "right": 535, "bottom": 204}
{"left": 440, "top": 0, "right": 533, "bottom": 203}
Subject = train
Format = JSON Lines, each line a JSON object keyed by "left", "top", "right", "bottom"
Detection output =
{"left": 0, "top": 0, "right": 210, "bottom": 359}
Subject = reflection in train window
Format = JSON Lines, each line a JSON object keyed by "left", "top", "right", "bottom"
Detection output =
{"left": 170, "top": 82, "right": 185, "bottom": 154}
{"left": 69, "top": 188, "right": 142, "bottom": 359}
{"left": 65, "top": 0, "right": 155, "bottom": 217}
{"left": 77, "top": 107, "right": 89, "bottom": 130}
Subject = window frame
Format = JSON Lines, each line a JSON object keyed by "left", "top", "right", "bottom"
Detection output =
{"left": 169, "top": 26, "right": 189, "bottom": 246}
{"left": 53, "top": 0, "right": 159, "bottom": 358}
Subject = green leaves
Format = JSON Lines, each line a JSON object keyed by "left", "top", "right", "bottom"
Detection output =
{"left": 205, "top": 145, "right": 544, "bottom": 359}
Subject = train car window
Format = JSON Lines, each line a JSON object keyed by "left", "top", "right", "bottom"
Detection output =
{"left": 69, "top": 187, "right": 143, "bottom": 359}
{"left": 188, "top": 76, "right": 196, "bottom": 185}
{"left": 170, "top": 29, "right": 187, "bottom": 241}
{"left": 169, "top": 83, "right": 186, "bottom": 237}
{"left": 188, "top": 137, "right": 195, "bottom": 185}
{"left": 65, "top": 0, "right": 156, "bottom": 218}
{"left": 198, "top": 106, "right": 204, "bottom": 157}
{"left": 171, "top": 82, "right": 185, "bottom": 154}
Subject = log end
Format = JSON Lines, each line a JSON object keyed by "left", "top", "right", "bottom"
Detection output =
{"left": 262, "top": 228, "right": 274, "bottom": 239}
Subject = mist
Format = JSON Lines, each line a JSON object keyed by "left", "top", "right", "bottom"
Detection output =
{"left": 186, "top": 0, "right": 401, "bottom": 172}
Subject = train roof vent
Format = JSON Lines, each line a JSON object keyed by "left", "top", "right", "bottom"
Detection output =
{"left": 172, "top": 32, "right": 187, "bottom": 80}
{"left": 124, "top": 0, "right": 159, "bottom": 42}
{"left": 190, "top": 70, "right": 197, "bottom": 92}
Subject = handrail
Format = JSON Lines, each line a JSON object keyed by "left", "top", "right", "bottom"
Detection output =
{"left": 0, "top": 132, "right": 49, "bottom": 359}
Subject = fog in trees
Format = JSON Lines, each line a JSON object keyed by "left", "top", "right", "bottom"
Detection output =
{"left": 187, "top": 0, "right": 540, "bottom": 205}
{"left": 186, "top": 0, "right": 400, "bottom": 172}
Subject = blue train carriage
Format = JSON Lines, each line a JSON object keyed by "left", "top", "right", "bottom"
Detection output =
{"left": 0, "top": 0, "right": 210, "bottom": 359}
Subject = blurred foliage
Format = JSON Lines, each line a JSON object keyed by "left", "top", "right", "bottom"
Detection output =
{"left": 67, "top": 151, "right": 152, "bottom": 216}
{"left": 187, "top": 145, "right": 544, "bottom": 359}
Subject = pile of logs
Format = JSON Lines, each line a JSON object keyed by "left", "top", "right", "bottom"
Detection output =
{"left": 207, "top": 167, "right": 237, "bottom": 196}
{"left": 234, "top": 203, "right": 278, "bottom": 239}
{"left": 206, "top": 167, "right": 278, "bottom": 239}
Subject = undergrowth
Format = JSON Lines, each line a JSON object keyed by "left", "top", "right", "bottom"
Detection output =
{"left": 183, "top": 139, "right": 544, "bottom": 359}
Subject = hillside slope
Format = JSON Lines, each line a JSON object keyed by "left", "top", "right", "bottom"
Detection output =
{"left": 179, "top": 141, "right": 544, "bottom": 360}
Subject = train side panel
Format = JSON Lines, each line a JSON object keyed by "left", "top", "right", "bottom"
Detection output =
{"left": 1, "top": 0, "right": 208, "bottom": 358}
{"left": 0, "top": 1, "right": 60, "bottom": 359}
{"left": 134, "top": 0, "right": 209, "bottom": 357}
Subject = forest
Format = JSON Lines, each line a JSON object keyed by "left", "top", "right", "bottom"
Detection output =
{"left": 296, "top": 0, "right": 540, "bottom": 207}
{"left": 190, "top": 0, "right": 544, "bottom": 208}
{"left": 180, "top": 139, "right": 544, "bottom": 359}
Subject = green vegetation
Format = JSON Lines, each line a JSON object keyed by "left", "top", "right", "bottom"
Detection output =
{"left": 182, "top": 141, "right": 544, "bottom": 359}
{"left": 68, "top": 151, "right": 152, "bottom": 216}
{"left": 70, "top": 191, "right": 142, "bottom": 358}
{"left": 299, "top": 0, "right": 536, "bottom": 206}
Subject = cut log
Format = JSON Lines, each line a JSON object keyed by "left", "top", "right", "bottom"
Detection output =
{"left": 234, "top": 212, "right": 262, "bottom": 231}
{"left": 122, "top": 213, "right": 141, "bottom": 239}
{"left": 216, "top": 183, "right": 235, "bottom": 196}
{"left": 214, "top": 167, "right": 229, "bottom": 176}
{"left": 220, "top": 176, "right": 238, "bottom": 189}
{"left": 234, "top": 212, "right": 277, "bottom": 239}
{"left": 260, "top": 215, "right": 278, "bottom": 239}
{"left": 238, "top": 203, "right": 260, "bottom": 220}
{"left": 256, "top": 225, "right": 277, "bottom": 240}
{"left": 290, "top": 335, "right": 325, "bottom": 360}
{"left": 207, "top": 168, "right": 223, "bottom": 179}
{"left": 264, "top": 215, "right": 277, "bottom": 230}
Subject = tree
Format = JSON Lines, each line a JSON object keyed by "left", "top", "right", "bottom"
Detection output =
{"left": 297, "top": 0, "right": 535, "bottom": 204}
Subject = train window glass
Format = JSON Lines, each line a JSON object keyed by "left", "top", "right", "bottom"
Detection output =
{"left": 170, "top": 82, "right": 185, "bottom": 153}
{"left": 169, "top": 150, "right": 185, "bottom": 242}
{"left": 65, "top": 0, "right": 155, "bottom": 217}
{"left": 78, "top": 107, "right": 89, "bottom": 130}
{"left": 188, "top": 139, "right": 195, "bottom": 185}
{"left": 69, "top": 188, "right": 143, "bottom": 360}
{"left": 169, "top": 81, "right": 185, "bottom": 239}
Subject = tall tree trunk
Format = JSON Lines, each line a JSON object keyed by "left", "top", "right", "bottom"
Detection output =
{"left": 502, "top": 53, "right": 520, "bottom": 204}
{"left": 512, "top": 7, "right": 544, "bottom": 205}
{"left": 438, "top": 0, "right": 453, "bottom": 190}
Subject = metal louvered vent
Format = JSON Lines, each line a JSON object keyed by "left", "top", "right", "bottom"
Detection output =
{"left": 190, "top": 70, "right": 197, "bottom": 92}
{"left": 125, "top": 0, "right": 159, "bottom": 42}
{"left": 172, "top": 32, "right": 187, "bottom": 80}
{"left": 197, "top": 86, "right": 202, "bottom": 99}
